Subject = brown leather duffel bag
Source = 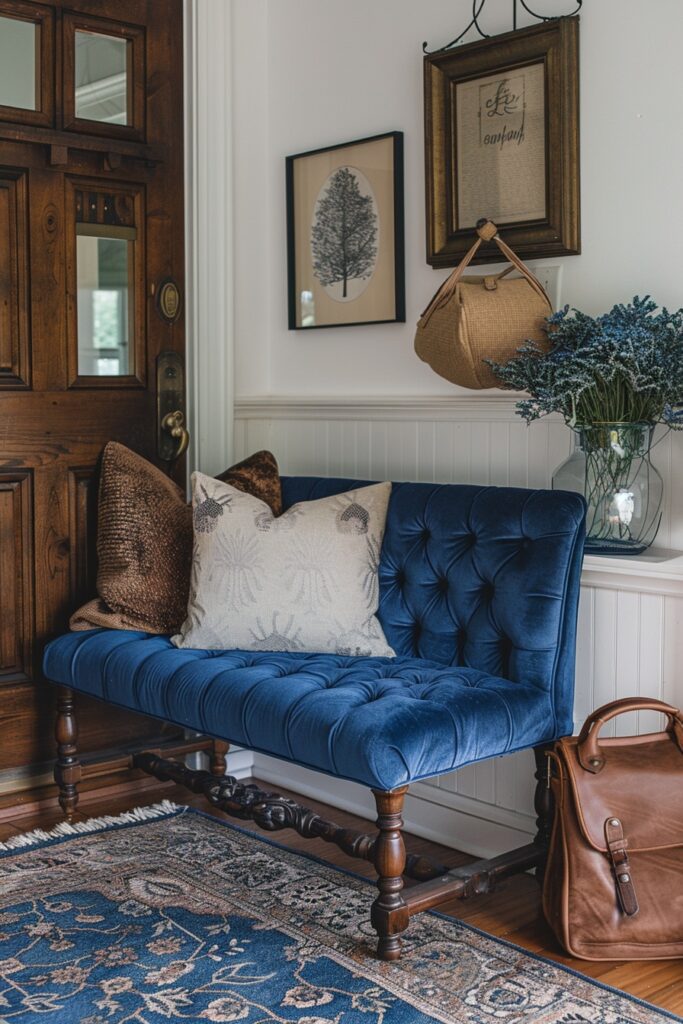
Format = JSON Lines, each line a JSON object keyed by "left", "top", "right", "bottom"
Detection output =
{"left": 543, "top": 697, "right": 683, "bottom": 959}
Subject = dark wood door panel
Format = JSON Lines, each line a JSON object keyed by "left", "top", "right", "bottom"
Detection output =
{"left": 0, "top": 171, "right": 30, "bottom": 388}
{"left": 35, "top": 466, "right": 72, "bottom": 641}
{"left": 0, "top": 0, "right": 186, "bottom": 802}
{"left": 28, "top": 163, "right": 67, "bottom": 393}
{"left": 0, "top": 471, "right": 33, "bottom": 682}
{"left": 0, "top": 390, "right": 157, "bottom": 463}
{"left": 68, "top": 465, "right": 98, "bottom": 607}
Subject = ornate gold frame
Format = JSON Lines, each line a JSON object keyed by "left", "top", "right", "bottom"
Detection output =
{"left": 424, "top": 17, "right": 580, "bottom": 267}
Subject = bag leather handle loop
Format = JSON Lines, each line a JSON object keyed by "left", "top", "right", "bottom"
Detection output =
{"left": 419, "top": 219, "right": 552, "bottom": 325}
{"left": 577, "top": 697, "right": 683, "bottom": 773}
{"left": 491, "top": 233, "right": 552, "bottom": 307}
{"left": 420, "top": 235, "right": 483, "bottom": 321}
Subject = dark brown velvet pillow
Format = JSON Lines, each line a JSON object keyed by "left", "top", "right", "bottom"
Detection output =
{"left": 216, "top": 449, "right": 282, "bottom": 516}
{"left": 70, "top": 443, "right": 282, "bottom": 635}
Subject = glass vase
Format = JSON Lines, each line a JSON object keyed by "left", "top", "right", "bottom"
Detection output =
{"left": 552, "top": 423, "right": 663, "bottom": 555}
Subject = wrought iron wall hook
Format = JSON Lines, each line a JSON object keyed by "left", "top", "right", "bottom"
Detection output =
{"left": 423, "top": 0, "right": 582, "bottom": 54}
{"left": 422, "top": 0, "right": 489, "bottom": 54}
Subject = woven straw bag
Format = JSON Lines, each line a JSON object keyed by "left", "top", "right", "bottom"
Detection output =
{"left": 414, "top": 220, "right": 552, "bottom": 390}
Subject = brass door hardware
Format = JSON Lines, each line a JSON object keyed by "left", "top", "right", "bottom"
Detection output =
{"left": 156, "top": 277, "right": 182, "bottom": 323}
{"left": 157, "top": 351, "right": 188, "bottom": 461}
{"left": 161, "top": 409, "right": 189, "bottom": 459}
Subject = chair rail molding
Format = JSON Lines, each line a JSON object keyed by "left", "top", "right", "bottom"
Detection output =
{"left": 184, "top": 0, "right": 234, "bottom": 479}
{"left": 234, "top": 394, "right": 683, "bottom": 562}
{"left": 235, "top": 394, "right": 524, "bottom": 422}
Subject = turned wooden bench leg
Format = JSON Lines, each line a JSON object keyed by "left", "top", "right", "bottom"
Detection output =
{"left": 371, "top": 786, "right": 409, "bottom": 961}
{"left": 210, "top": 739, "right": 230, "bottom": 777}
{"left": 533, "top": 745, "right": 555, "bottom": 883}
{"left": 54, "top": 686, "right": 82, "bottom": 821}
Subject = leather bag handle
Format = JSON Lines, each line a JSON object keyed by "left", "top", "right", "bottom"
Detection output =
{"left": 420, "top": 219, "right": 552, "bottom": 324}
{"left": 491, "top": 232, "right": 552, "bottom": 306}
{"left": 576, "top": 697, "right": 683, "bottom": 773}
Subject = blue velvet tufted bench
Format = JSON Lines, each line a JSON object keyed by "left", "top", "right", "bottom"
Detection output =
{"left": 44, "top": 477, "right": 585, "bottom": 960}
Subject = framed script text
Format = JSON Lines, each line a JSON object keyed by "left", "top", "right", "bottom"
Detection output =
{"left": 424, "top": 18, "right": 580, "bottom": 266}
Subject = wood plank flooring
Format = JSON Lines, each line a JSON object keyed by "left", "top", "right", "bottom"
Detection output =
{"left": 2, "top": 778, "right": 681, "bottom": 1016}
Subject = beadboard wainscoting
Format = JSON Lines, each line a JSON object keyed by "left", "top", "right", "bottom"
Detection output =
{"left": 231, "top": 396, "right": 683, "bottom": 858}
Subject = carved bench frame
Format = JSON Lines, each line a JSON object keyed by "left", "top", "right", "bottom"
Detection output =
{"left": 55, "top": 686, "right": 553, "bottom": 961}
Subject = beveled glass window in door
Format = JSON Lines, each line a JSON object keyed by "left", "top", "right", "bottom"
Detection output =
{"left": 76, "top": 225, "right": 135, "bottom": 376}
{"left": 75, "top": 30, "right": 129, "bottom": 125}
{"left": 0, "top": 16, "right": 39, "bottom": 111}
{"left": 72, "top": 186, "right": 141, "bottom": 383}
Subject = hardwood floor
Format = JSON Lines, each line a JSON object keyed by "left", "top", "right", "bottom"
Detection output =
{"left": 2, "top": 777, "right": 682, "bottom": 1015}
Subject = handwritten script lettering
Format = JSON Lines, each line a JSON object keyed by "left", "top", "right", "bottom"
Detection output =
{"left": 480, "top": 76, "right": 526, "bottom": 149}
{"left": 483, "top": 117, "right": 525, "bottom": 149}
{"left": 485, "top": 79, "right": 520, "bottom": 118}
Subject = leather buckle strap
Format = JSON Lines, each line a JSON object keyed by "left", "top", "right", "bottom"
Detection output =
{"left": 604, "top": 817, "right": 639, "bottom": 917}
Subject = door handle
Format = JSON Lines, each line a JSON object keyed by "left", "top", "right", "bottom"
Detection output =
{"left": 157, "top": 351, "right": 188, "bottom": 462}
{"left": 161, "top": 410, "right": 190, "bottom": 460}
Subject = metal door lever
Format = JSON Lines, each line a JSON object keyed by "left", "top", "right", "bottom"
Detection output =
{"left": 161, "top": 409, "right": 189, "bottom": 459}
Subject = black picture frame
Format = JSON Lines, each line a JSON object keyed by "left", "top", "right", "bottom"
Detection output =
{"left": 286, "top": 131, "right": 405, "bottom": 330}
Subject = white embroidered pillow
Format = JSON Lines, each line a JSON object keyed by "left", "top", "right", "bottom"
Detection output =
{"left": 173, "top": 474, "right": 395, "bottom": 657}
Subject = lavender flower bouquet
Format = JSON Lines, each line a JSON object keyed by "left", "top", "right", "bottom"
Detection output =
{"left": 487, "top": 297, "right": 683, "bottom": 554}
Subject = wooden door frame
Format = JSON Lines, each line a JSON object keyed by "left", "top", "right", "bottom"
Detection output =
{"left": 183, "top": 0, "right": 234, "bottom": 484}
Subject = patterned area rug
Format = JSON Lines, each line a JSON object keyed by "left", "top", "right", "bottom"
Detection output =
{"left": 0, "top": 802, "right": 678, "bottom": 1024}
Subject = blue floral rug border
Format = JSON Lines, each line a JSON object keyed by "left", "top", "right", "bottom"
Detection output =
{"left": 2, "top": 800, "right": 680, "bottom": 1023}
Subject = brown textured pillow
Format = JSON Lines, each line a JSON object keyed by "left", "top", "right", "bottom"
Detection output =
{"left": 70, "top": 443, "right": 282, "bottom": 635}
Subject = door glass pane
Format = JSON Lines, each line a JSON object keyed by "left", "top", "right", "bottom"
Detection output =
{"left": 77, "top": 230, "right": 134, "bottom": 376}
{"left": 0, "top": 17, "right": 39, "bottom": 111}
{"left": 75, "top": 30, "right": 128, "bottom": 125}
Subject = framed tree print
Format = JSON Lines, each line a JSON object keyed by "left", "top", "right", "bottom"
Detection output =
{"left": 286, "top": 132, "right": 405, "bottom": 329}
{"left": 424, "top": 17, "right": 580, "bottom": 267}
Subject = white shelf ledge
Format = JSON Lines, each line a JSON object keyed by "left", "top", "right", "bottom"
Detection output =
{"left": 582, "top": 548, "right": 683, "bottom": 596}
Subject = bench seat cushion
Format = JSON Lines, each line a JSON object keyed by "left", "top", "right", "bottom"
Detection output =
{"left": 44, "top": 629, "right": 556, "bottom": 791}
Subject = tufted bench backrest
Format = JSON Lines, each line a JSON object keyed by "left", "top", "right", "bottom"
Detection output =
{"left": 281, "top": 478, "right": 586, "bottom": 734}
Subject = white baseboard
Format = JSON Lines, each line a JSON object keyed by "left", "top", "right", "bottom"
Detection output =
{"left": 251, "top": 754, "right": 534, "bottom": 861}
{"left": 225, "top": 746, "right": 255, "bottom": 779}
{"left": 194, "top": 745, "right": 253, "bottom": 780}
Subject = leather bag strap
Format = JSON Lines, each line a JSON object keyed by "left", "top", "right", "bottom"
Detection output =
{"left": 577, "top": 697, "right": 683, "bottom": 773}
{"left": 419, "top": 219, "right": 552, "bottom": 325}
{"left": 604, "top": 817, "right": 639, "bottom": 916}
{"left": 419, "top": 234, "right": 484, "bottom": 322}
{"left": 490, "top": 233, "right": 552, "bottom": 307}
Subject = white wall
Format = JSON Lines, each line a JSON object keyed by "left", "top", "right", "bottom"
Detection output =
{"left": 215, "top": 1, "right": 683, "bottom": 856}
{"left": 232, "top": 0, "right": 683, "bottom": 399}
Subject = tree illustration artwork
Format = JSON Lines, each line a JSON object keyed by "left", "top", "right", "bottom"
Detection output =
{"left": 311, "top": 167, "right": 378, "bottom": 299}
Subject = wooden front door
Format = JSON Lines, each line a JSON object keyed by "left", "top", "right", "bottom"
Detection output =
{"left": 0, "top": 0, "right": 186, "bottom": 792}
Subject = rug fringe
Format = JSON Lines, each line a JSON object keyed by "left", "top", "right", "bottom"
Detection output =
{"left": 0, "top": 800, "right": 182, "bottom": 852}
